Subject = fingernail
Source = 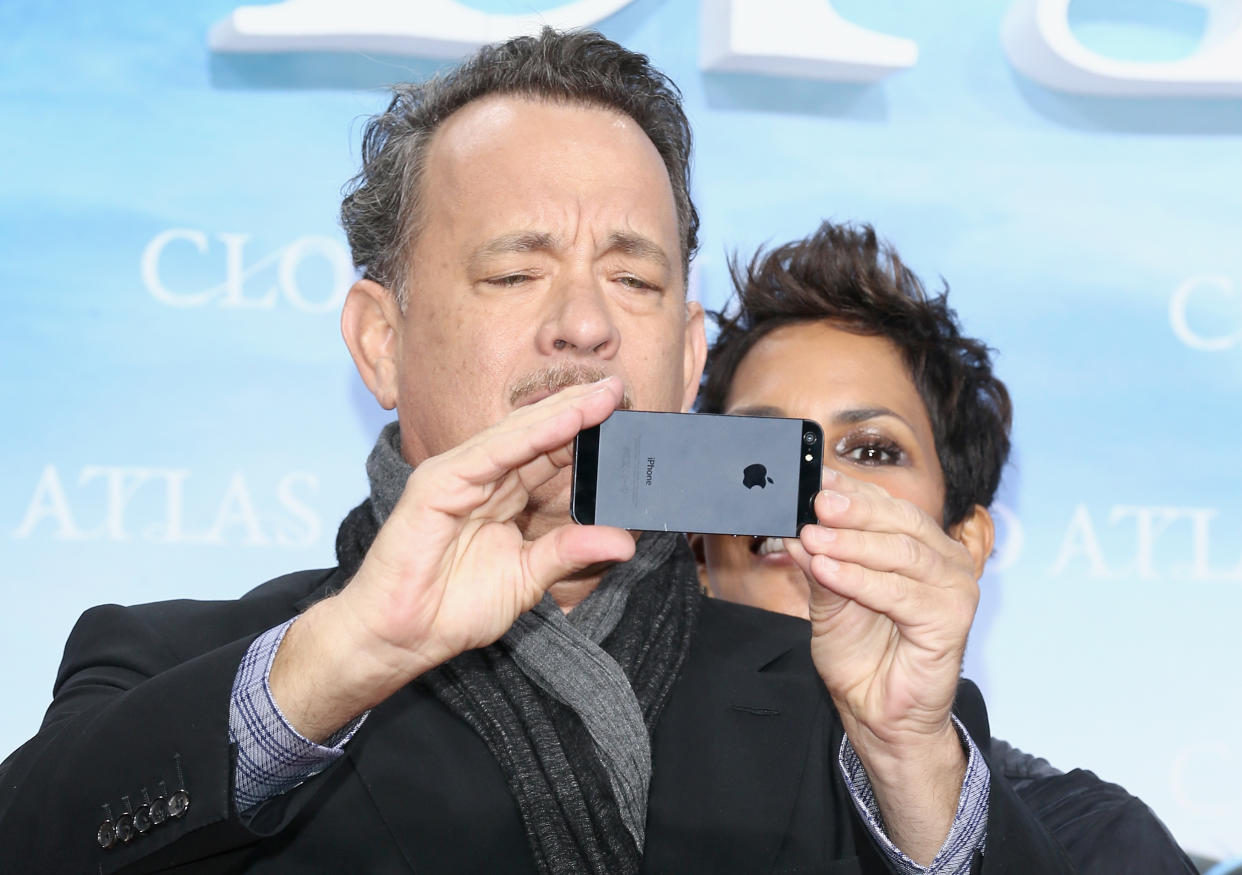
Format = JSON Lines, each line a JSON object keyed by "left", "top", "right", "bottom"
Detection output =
{"left": 821, "top": 490, "right": 849, "bottom": 513}
{"left": 821, "top": 467, "right": 839, "bottom": 483}
{"left": 811, "top": 526, "right": 837, "bottom": 545}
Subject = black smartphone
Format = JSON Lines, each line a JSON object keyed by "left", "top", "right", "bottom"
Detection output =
{"left": 571, "top": 410, "right": 822, "bottom": 537}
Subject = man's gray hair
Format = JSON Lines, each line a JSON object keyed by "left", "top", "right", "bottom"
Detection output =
{"left": 340, "top": 28, "right": 699, "bottom": 308}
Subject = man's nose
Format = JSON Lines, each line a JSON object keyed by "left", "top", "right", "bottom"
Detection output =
{"left": 536, "top": 275, "right": 619, "bottom": 357}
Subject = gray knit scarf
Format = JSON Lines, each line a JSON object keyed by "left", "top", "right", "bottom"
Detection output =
{"left": 333, "top": 422, "right": 701, "bottom": 875}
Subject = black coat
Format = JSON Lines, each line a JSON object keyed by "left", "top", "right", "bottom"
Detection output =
{"left": 0, "top": 567, "right": 1077, "bottom": 874}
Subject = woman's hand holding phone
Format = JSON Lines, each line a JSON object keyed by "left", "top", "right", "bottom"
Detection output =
{"left": 787, "top": 466, "right": 980, "bottom": 864}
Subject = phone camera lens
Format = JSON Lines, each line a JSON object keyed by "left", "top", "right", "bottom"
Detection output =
{"left": 803, "top": 431, "right": 818, "bottom": 446}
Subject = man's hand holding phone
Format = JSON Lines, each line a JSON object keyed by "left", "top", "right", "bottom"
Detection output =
{"left": 269, "top": 378, "right": 636, "bottom": 743}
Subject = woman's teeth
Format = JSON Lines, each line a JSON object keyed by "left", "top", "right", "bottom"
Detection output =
{"left": 756, "top": 537, "right": 786, "bottom": 556}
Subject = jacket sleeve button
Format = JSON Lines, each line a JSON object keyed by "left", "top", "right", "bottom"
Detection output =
{"left": 115, "top": 813, "right": 135, "bottom": 844}
{"left": 168, "top": 790, "right": 190, "bottom": 819}
{"left": 150, "top": 795, "right": 169, "bottom": 825}
{"left": 96, "top": 820, "right": 116, "bottom": 850}
{"left": 134, "top": 804, "right": 152, "bottom": 834}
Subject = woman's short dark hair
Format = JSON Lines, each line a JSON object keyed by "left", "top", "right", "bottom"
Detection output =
{"left": 699, "top": 221, "right": 1012, "bottom": 528}
{"left": 340, "top": 27, "right": 698, "bottom": 308}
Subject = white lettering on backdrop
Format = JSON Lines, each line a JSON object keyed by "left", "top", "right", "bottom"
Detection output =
{"left": 895, "top": 502, "right": 1241, "bottom": 582}
{"left": 700, "top": 0, "right": 916, "bottom": 81}
{"left": 1170, "top": 274, "right": 1241, "bottom": 350}
{"left": 1050, "top": 503, "right": 1241, "bottom": 581}
{"left": 10, "top": 464, "right": 322, "bottom": 547}
{"left": 209, "top": 0, "right": 634, "bottom": 56}
{"left": 211, "top": 0, "right": 1242, "bottom": 96}
{"left": 1002, "top": 0, "right": 1242, "bottom": 97}
{"left": 140, "top": 229, "right": 353, "bottom": 312}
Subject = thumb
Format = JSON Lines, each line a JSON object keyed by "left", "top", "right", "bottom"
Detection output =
{"left": 524, "top": 524, "right": 636, "bottom": 589}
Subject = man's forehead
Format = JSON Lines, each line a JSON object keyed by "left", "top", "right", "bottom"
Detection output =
{"left": 429, "top": 93, "right": 647, "bottom": 163}
{"left": 418, "top": 94, "right": 679, "bottom": 237}
{"left": 467, "top": 229, "right": 673, "bottom": 269}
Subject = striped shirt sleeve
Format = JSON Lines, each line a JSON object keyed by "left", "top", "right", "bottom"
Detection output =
{"left": 228, "top": 618, "right": 369, "bottom": 813}
{"left": 838, "top": 714, "right": 989, "bottom": 874}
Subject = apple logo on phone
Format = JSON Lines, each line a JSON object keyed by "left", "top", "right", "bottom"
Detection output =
{"left": 742, "top": 463, "right": 774, "bottom": 489}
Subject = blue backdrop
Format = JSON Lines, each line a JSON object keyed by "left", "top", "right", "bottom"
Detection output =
{"left": 3, "top": 0, "right": 1239, "bottom": 858}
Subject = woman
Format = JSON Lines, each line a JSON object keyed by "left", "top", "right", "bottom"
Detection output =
{"left": 696, "top": 221, "right": 1195, "bottom": 873}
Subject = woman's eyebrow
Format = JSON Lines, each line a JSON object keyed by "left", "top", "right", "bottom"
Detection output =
{"left": 832, "top": 406, "right": 913, "bottom": 430}
{"left": 726, "top": 404, "right": 916, "bottom": 432}
{"left": 726, "top": 405, "right": 785, "bottom": 418}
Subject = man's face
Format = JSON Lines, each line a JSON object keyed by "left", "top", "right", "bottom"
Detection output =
{"left": 702, "top": 320, "right": 946, "bottom": 619}
{"left": 386, "top": 95, "right": 704, "bottom": 510}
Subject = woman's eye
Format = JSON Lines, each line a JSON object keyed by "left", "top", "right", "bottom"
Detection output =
{"left": 842, "top": 442, "right": 903, "bottom": 465}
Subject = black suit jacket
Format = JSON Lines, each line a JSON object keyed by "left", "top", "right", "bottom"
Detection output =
{"left": 0, "top": 568, "right": 1076, "bottom": 874}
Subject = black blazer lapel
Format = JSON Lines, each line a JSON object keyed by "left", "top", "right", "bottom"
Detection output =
{"left": 644, "top": 600, "right": 830, "bottom": 874}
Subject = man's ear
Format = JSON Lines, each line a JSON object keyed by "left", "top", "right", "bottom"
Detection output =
{"left": 949, "top": 504, "right": 996, "bottom": 581}
{"left": 341, "top": 279, "right": 403, "bottom": 410}
{"left": 681, "top": 301, "right": 707, "bottom": 412}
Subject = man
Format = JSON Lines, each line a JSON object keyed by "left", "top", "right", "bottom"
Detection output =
{"left": 0, "top": 30, "right": 1073, "bottom": 873}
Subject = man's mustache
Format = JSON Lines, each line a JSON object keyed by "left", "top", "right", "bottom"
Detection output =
{"left": 509, "top": 363, "right": 634, "bottom": 410}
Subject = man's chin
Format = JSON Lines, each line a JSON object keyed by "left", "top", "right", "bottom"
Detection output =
{"left": 518, "top": 475, "right": 641, "bottom": 580}
{"left": 562, "top": 559, "right": 621, "bottom": 581}
{"left": 517, "top": 472, "right": 573, "bottom": 540}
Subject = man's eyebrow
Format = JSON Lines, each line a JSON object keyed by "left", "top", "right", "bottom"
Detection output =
{"left": 469, "top": 232, "right": 560, "bottom": 265}
{"left": 605, "top": 231, "right": 670, "bottom": 269}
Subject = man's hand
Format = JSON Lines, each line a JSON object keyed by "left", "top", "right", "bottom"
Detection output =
{"left": 787, "top": 467, "right": 978, "bottom": 864}
{"left": 270, "top": 377, "right": 636, "bottom": 742}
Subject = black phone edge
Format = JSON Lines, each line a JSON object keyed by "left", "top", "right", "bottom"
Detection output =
{"left": 570, "top": 425, "right": 599, "bottom": 525}
{"left": 796, "top": 419, "right": 824, "bottom": 534}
